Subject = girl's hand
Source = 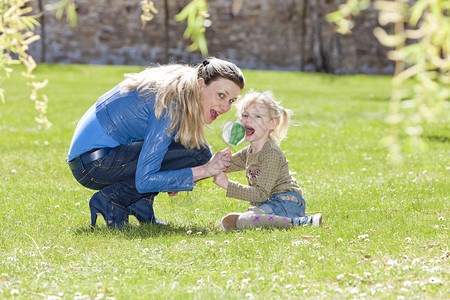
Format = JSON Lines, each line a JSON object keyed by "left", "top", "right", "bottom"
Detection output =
{"left": 168, "top": 192, "right": 178, "bottom": 196}
{"left": 192, "top": 149, "right": 231, "bottom": 181}
{"left": 213, "top": 172, "right": 229, "bottom": 189}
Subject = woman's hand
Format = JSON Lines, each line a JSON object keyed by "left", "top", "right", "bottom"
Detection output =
{"left": 192, "top": 148, "right": 231, "bottom": 181}
{"left": 213, "top": 172, "right": 229, "bottom": 189}
{"left": 208, "top": 148, "right": 231, "bottom": 175}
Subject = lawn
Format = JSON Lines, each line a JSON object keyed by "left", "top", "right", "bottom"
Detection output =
{"left": 0, "top": 64, "right": 448, "bottom": 299}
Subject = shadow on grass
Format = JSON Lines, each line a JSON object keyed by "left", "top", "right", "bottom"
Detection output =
{"left": 424, "top": 135, "right": 450, "bottom": 143}
{"left": 72, "top": 222, "right": 221, "bottom": 240}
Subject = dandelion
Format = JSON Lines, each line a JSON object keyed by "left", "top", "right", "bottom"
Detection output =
{"left": 336, "top": 238, "right": 343, "bottom": 243}
{"left": 285, "top": 284, "right": 295, "bottom": 289}
{"left": 186, "top": 230, "right": 192, "bottom": 234}
{"left": 337, "top": 274, "right": 344, "bottom": 280}
{"left": 75, "top": 202, "right": 81, "bottom": 206}
{"left": 438, "top": 217, "right": 445, "bottom": 221}
{"left": 258, "top": 276, "right": 265, "bottom": 281}
{"left": 196, "top": 232, "right": 202, "bottom": 235}
{"left": 223, "top": 240, "right": 230, "bottom": 245}
{"left": 358, "top": 234, "right": 369, "bottom": 239}
{"left": 405, "top": 237, "right": 412, "bottom": 242}
{"left": 242, "top": 278, "right": 251, "bottom": 284}
{"left": 67, "top": 247, "right": 73, "bottom": 251}
{"left": 299, "top": 274, "right": 306, "bottom": 279}
{"left": 245, "top": 293, "right": 254, "bottom": 299}
{"left": 143, "top": 248, "right": 149, "bottom": 253}
{"left": 197, "top": 279, "right": 204, "bottom": 285}
{"left": 428, "top": 277, "right": 443, "bottom": 284}
{"left": 430, "top": 266, "right": 440, "bottom": 273}
{"left": 387, "top": 259, "right": 396, "bottom": 266}
{"left": 318, "top": 256, "right": 324, "bottom": 261}
{"left": 180, "top": 240, "right": 186, "bottom": 244}
{"left": 298, "top": 260, "right": 305, "bottom": 265}
{"left": 221, "top": 271, "right": 227, "bottom": 276}
{"left": 10, "top": 289, "right": 19, "bottom": 295}
{"left": 403, "top": 280, "right": 412, "bottom": 287}
{"left": 194, "top": 208, "right": 200, "bottom": 213}
{"left": 11, "top": 169, "right": 17, "bottom": 174}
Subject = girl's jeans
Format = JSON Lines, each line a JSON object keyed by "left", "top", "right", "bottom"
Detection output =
{"left": 69, "top": 140, "right": 212, "bottom": 209}
{"left": 258, "top": 191, "right": 306, "bottom": 218}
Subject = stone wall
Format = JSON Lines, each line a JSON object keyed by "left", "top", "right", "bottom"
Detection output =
{"left": 29, "top": 0, "right": 394, "bottom": 74}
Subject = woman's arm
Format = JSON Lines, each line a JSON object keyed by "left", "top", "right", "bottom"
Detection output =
{"left": 135, "top": 117, "right": 232, "bottom": 193}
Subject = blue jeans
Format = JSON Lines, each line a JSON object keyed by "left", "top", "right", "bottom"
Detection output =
{"left": 258, "top": 191, "right": 306, "bottom": 219}
{"left": 70, "top": 140, "right": 212, "bottom": 209}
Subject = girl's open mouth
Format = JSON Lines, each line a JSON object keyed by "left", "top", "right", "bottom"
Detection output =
{"left": 245, "top": 126, "right": 255, "bottom": 136}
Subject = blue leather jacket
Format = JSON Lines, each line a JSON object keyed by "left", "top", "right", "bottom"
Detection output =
{"left": 95, "top": 84, "right": 193, "bottom": 194}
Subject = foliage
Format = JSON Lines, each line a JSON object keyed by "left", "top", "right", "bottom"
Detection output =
{"left": 175, "top": 0, "right": 210, "bottom": 56}
{"left": 44, "top": 0, "right": 77, "bottom": 27}
{"left": 0, "top": 0, "right": 208, "bottom": 128}
{"left": 0, "top": 64, "right": 448, "bottom": 298}
{"left": 140, "top": 0, "right": 158, "bottom": 29}
{"left": 327, "top": 0, "right": 449, "bottom": 162}
{"left": 0, "top": 0, "right": 51, "bottom": 128}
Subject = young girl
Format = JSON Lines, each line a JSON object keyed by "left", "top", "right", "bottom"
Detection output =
{"left": 213, "top": 90, "right": 322, "bottom": 230}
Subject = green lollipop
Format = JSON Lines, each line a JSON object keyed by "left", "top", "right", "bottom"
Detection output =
{"left": 222, "top": 121, "right": 245, "bottom": 146}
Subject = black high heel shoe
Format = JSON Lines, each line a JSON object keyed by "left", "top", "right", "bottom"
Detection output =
{"left": 89, "top": 192, "right": 128, "bottom": 228}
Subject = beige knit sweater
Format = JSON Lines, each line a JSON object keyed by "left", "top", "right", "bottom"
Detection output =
{"left": 225, "top": 140, "right": 302, "bottom": 205}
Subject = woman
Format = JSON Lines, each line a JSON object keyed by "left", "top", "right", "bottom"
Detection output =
{"left": 67, "top": 57, "right": 245, "bottom": 228}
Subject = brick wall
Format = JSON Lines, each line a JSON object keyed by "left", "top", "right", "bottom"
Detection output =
{"left": 29, "top": 0, "right": 394, "bottom": 74}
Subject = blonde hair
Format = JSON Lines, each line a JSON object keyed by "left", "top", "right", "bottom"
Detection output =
{"left": 120, "top": 57, "right": 245, "bottom": 149}
{"left": 237, "top": 90, "right": 291, "bottom": 143}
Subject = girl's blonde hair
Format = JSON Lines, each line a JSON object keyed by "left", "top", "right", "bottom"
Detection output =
{"left": 120, "top": 57, "right": 245, "bottom": 149}
{"left": 237, "top": 90, "right": 291, "bottom": 143}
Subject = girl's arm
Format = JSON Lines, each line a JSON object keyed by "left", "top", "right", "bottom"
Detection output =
{"left": 224, "top": 147, "right": 248, "bottom": 173}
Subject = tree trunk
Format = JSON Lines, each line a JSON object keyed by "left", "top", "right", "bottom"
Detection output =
{"left": 310, "top": 0, "right": 324, "bottom": 72}
{"left": 164, "top": 0, "right": 170, "bottom": 64}
{"left": 38, "top": 0, "right": 46, "bottom": 63}
{"left": 300, "top": 0, "right": 308, "bottom": 71}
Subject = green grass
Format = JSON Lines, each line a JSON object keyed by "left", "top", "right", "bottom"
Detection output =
{"left": 0, "top": 64, "right": 449, "bottom": 299}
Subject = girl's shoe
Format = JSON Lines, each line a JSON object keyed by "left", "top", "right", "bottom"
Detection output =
{"left": 128, "top": 196, "right": 168, "bottom": 226}
{"left": 89, "top": 192, "right": 128, "bottom": 228}
{"left": 311, "top": 213, "right": 323, "bottom": 227}
{"left": 292, "top": 213, "right": 323, "bottom": 227}
{"left": 220, "top": 213, "right": 242, "bottom": 230}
